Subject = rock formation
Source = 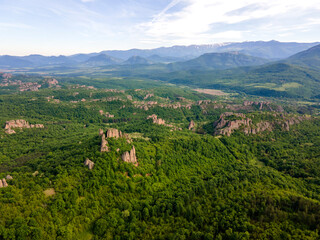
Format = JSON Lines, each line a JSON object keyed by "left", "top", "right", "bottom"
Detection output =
{"left": 0, "top": 178, "right": 8, "bottom": 188}
{"left": 214, "top": 112, "right": 310, "bottom": 136}
{"left": 100, "top": 134, "right": 109, "bottom": 152}
{"left": 84, "top": 158, "right": 94, "bottom": 170}
{"left": 121, "top": 146, "right": 138, "bottom": 166}
{"left": 144, "top": 93, "right": 154, "bottom": 100}
{"left": 99, "top": 129, "right": 104, "bottom": 136}
{"left": 147, "top": 114, "right": 166, "bottom": 125}
{"left": 6, "top": 175, "right": 13, "bottom": 180}
{"left": 46, "top": 78, "right": 59, "bottom": 87}
{"left": 188, "top": 120, "right": 195, "bottom": 130}
{"left": 105, "top": 112, "right": 114, "bottom": 118}
{"left": 4, "top": 119, "right": 44, "bottom": 134}
{"left": 106, "top": 128, "right": 122, "bottom": 138}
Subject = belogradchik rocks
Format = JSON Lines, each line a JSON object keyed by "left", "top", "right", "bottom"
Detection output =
{"left": 214, "top": 112, "right": 310, "bottom": 136}
{"left": 0, "top": 178, "right": 9, "bottom": 188}
{"left": 106, "top": 128, "right": 123, "bottom": 138}
{"left": 100, "top": 128, "right": 132, "bottom": 153}
{"left": 147, "top": 114, "right": 166, "bottom": 125}
{"left": 6, "top": 175, "right": 13, "bottom": 180}
{"left": 99, "top": 128, "right": 138, "bottom": 166}
{"left": 122, "top": 146, "right": 138, "bottom": 166}
{"left": 147, "top": 114, "right": 182, "bottom": 131}
{"left": 188, "top": 120, "right": 195, "bottom": 130}
{"left": 99, "top": 110, "right": 114, "bottom": 118}
{"left": 4, "top": 119, "right": 44, "bottom": 134}
{"left": 84, "top": 158, "right": 94, "bottom": 170}
{"left": 100, "top": 134, "right": 109, "bottom": 152}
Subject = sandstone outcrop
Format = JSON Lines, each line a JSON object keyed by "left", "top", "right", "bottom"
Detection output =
{"left": 84, "top": 158, "right": 94, "bottom": 170}
{"left": 100, "top": 128, "right": 132, "bottom": 152}
{"left": 105, "top": 112, "right": 114, "bottom": 118}
{"left": 0, "top": 178, "right": 8, "bottom": 188}
{"left": 121, "top": 146, "right": 138, "bottom": 166}
{"left": 243, "top": 121, "right": 273, "bottom": 135}
{"left": 46, "top": 78, "right": 59, "bottom": 87}
{"left": 99, "top": 110, "right": 115, "bottom": 118}
{"left": 214, "top": 112, "right": 310, "bottom": 136}
{"left": 4, "top": 119, "right": 44, "bottom": 134}
{"left": 99, "top": 129, "right": 104, "bottom": 136}
{"left": 100, "top": 134, "right": 109, "bottom": 152}
{"left": 147, "top": 114, "right": 165, "bottom": 125}
{"left": 106, "top": 128, "right": 122, "bottom": 138}
{"left": 6, "top": 175, "right": 13, "bottom": 180}
{"left": 188, "top": 120, "right": 195, "bottom": 130}
{"left": 144, "top": 93, "right": 154, "bottom": 100}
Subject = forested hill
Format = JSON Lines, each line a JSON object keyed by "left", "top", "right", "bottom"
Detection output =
{"left": 285, "top": 44, "right": 320, "bottom": 70}
{"left": 168, "top": 52, "right": 270, "bottom": 70}
{"left": 1, "top": 76, "right": 320, "bottom": 239}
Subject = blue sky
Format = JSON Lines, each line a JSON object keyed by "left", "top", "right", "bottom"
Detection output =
{"left": 1, "top": 0, "right": 319, "bottom": 55}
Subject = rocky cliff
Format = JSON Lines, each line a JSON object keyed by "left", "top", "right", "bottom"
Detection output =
{"left": 121, "top": 146, "right": 138, "bottom": 166}
{"left": 4, "top": 119, "right": 44, "bottom": 134}
{"left": 100, "top": 134, "right": 109, "bottom": 152}
{"left": 106, "top": 128, "right": 122, "bottom": 138}
{"left": 0, "top": 178, "right": 8, "bottom": 188}
{"left": 147, "top": 114, "right": 166, "bottom": 125}
{"left": 214, "top": 112, "right": 310, "bottom": 136}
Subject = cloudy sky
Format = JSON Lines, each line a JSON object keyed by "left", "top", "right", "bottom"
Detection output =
{"left": 1, "top": 0, "right": 320, "bottom": 55}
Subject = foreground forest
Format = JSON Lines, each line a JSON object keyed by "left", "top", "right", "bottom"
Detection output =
{"left": 1, "top": 74, "right": 320, "bottom": 239}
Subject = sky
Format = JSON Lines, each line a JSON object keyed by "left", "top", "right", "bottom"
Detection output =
{"left": 0, "top": 0, "right": 320, "bottom": 56}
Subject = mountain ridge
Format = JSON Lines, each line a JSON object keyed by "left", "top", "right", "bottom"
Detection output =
{"left": 0, "top": 41, "right": 319, "bottom": 68}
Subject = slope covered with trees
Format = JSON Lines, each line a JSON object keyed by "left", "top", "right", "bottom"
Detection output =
{"left": 1, "top": 77, "right": 320, "bottom": 239}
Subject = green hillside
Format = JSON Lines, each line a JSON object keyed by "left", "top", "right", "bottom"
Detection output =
{"left": 1, "top": 78, "right": 320, "bottom": 239}
{"left": 169, "top": 52, "right": 270, "bottom": 70}
{"left": 146, "top": 63, "right": 320, "bottom": 98}
{"left": 285, "top": 44, "right": 320, "bottom": 70}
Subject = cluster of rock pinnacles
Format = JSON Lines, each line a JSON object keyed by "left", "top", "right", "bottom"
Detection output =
{"left": 0, "top": 175, "right": 13, "bottom": 188}
{"left": 84, "top": 128, "right": 138, "bottom": 170}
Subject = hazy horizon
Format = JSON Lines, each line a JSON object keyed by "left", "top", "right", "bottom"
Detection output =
{"left": 1, "top": 40, "right": 320, "bottom": 57}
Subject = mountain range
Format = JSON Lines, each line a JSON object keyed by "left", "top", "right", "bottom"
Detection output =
{"left": 0, "top": 40, "right": 319, "bottom": 69}
{"left": 168, "top": 52, "right": 270, "bottom": 71}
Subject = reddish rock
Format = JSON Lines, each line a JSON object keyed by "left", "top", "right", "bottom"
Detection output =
{"left": 1, "top": 178, "right": 8, "bottom": 188}
{"left": 84, "top": 158, "right": 94, "bottom": 170}
{"left": 99, "top": 129, "right": 104, "bottom": 136}
{"left": 4, "top": 119, "right": 44, "bottom": 134}
{"left": 188, "top": 120, "right": 195, "bottom": 130}
{"left": 6, "top": 175, "right": 13, "bottom": 180}
{"left": 100, "top": 134, "right": 109, "bottom": 152}
{"left": 147, "top": 114, "right": 165, "bottom": 125}
{"left": 106, "top": 128, "right": 122, "bottom": 138}
{"left": 122, "top": 146, "right": 138, "bottom": 165}
{"left": 144, "top": 93, "right": 154, "bottom": 100}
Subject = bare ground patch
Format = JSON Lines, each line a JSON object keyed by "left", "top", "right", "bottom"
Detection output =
{"left": 194, "top": 89, "right": 227, "bottom": 96}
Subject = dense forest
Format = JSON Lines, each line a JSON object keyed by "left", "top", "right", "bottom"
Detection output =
{"left": 1, "top": 75, "right": 320, "bottom": 239}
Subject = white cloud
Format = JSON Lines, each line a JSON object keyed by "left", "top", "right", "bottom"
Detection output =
{"left": 139, "top": 0, "right": 320, "bottom": 44}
